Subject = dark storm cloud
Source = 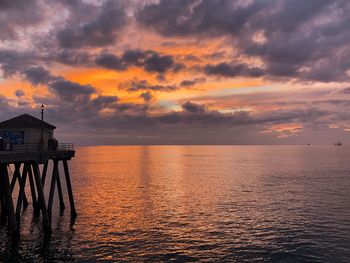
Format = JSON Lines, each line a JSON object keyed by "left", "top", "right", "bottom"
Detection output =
{"left": 137, "top": 0, "right": 350, "bottom": 82}
{"left": 95, "top": 50, "right": 185, "bottom": 73}
{"left": 56, "top": 1, "right": 127, "bottom": 48}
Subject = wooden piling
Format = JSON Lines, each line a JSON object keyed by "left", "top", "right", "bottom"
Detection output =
{"left": 41, "top": 160, "right": 48, "bottom": 185}
{"left": 0, "top": 181, "right": 7, "bottom": 220}
{"left": 0, "top": 164, "right": 18, "bottom": 233}
{"left": 19, "top": 176, "right": 29, "bottom": 208}
{"left": 10, "top": 163, "right": 20, "bottom": 190}
{"left": 47, "top": 159, "right": 58, "bottom": 218}
{"left": 16, "top": 163, "right": 28, "bottom": 221}
{"left": 32, "top": 162, "right": 51, "bottom": 232}
{"left": 63, "top": 159, "right": 77, "bottom": 217}
{"left": 28, "top": 164, "right": 39, "bottom": 216}
{"left": 11, "top": 163, "right": 29, "bottom": 208}
{"left": 56, "top": 167, "right": 65, "bottom": 211}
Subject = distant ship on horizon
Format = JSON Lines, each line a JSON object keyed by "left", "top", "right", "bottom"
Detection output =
{"left": 334, "top": 141, "right": 342, "bottom": 146}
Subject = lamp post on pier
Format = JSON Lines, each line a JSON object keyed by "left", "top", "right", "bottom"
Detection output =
{"left": 40, "top": 104, "right": 44, "bottom": 147}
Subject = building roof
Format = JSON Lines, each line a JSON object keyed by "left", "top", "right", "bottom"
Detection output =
{"left": 0, "top": 114, "right": 56, "bottom": 129}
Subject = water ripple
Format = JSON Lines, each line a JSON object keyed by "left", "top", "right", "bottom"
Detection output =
{"left": 1, "top": 146, "right": 350, "bottom": 262}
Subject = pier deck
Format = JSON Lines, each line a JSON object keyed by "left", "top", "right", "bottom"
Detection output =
{"left": 0, "top": 150, "right": 75, "bottom": 164}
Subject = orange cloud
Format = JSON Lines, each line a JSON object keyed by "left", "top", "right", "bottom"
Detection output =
{"left": 261, "top": 124, "right": 304, "bottom": 138}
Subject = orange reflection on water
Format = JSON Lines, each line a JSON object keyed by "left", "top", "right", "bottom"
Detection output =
{"left": 28, "top": 145, "right": 349, "bottom": 261}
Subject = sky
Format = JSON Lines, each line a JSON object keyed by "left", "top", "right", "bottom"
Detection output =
{"left": 0, "top": 0, "right": 349, "bottom": 145}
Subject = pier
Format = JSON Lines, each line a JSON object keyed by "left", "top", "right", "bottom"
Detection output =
{"left": 0, "top": 111, "right": 76, "bottom": 234}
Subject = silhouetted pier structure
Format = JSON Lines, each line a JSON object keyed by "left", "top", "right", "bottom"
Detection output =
{"left": 0, "top": 111, "right": 76, "bottom": 234}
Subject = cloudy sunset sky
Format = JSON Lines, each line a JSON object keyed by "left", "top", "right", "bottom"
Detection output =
{"left": 0, "top": 0, "right": 349, "bottom": 145}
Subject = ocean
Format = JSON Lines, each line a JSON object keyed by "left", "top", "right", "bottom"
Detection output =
{"left": 1, "top": 146, "right": 350, "bottom": 262}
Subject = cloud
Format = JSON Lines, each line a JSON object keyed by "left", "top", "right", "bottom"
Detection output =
{"left": 137, "top": 0, "right": 350, "bottom": 82}
{"left": 0, "top": 49, "right": 39, "bottom": 76}
{"left": 0, "top": 48, "right": 93, "bottom": 77}
{"left": 343, "top": 88, "right": 350, "bottom": 94}
{"left": 22, "top": 65, "right": 97, "bottom": 103}
{"left": 95, "top": 49, "right": 185, "bottom": 73}
{"left": 148, "top": 102, "right": 331, "bottom": 131}
{"left": 182, "top": 101, "right": 206, "bottom": 114}
{"left": 0, "top": 0, "right": 43, "bottom": 41}
{"left": 21, "top": 65, "right": 100, "bottom": 105}
{"left": 1, "top": 0, "right": 350, "bottom": 145}
{"left": 15, "top": 89, "right": 25, "bottom": 97}
{"left": 24, "top": 66, "right": 53, "bottom": 85}
{"left": 90, "top": 95, "right": 119, "bottom": 107}
{"left": 56, "top": 1, "right": 127, "bottom": 48}
{"left": 49, "top": 79, "right": 96, "bottom": 102}
{"left": 140, "top": 92, "right": 153, "bottom": 102}
{"left": 121, "top": 49, "right": 147, "bottom": 64}
{"left": 121, "top": 79, "right": 178, "bottom": 92}
{"left": 180, "top": 77, "right": 205, "bottom": 87}
{"left": 204, "top": 63, "right": 265, "bottom": 78}
{"left": 142, "top": 52, "right": 181, "bottom": 73}
{"left": 136, "top": 0, "right": 264, "bottom": 37}
{"left": 2, "top": 81, "right": 350, "bottom": 144}
{"left": 54, "top": 49, "right": 93, "bottom": 66}
{"left": 95, "top": 53, "right": 126, "bottom": 70}
{"left": 156, "top": 74, "right": 166, "bottom": 82}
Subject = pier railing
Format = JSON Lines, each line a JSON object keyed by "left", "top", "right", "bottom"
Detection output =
{"left": 5, "top": 143, "right": 74, "bottom": 153}
{"left": 57, "top": 143, "right": 75, "bottom": 151}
